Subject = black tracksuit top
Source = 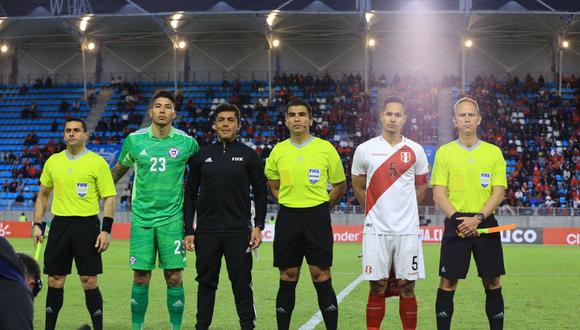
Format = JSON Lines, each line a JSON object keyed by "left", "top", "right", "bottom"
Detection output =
{"left": 183, "top": 140, "right": 267, "bottom": 234}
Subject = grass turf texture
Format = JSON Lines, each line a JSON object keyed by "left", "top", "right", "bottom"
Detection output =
{"left": 7, "top": 238, "right": 580, "bottom": 329}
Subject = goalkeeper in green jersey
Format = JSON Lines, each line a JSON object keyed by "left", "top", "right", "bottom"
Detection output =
{"left": 111, "top": 90, "right": 199, "bottom": 330}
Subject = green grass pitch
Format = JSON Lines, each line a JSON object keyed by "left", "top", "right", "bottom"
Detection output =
{"left": 7, "top": 238, "right": 580, "bottom": 329}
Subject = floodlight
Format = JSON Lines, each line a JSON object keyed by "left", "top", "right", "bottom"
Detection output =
{"left": 562, "top": 40, "right": 569, "bottom": 48}
{"left": 170, "top": 13, "right": 183, "bottom": 30}
{"left": 0, "top": 44, "right": 8, "bottom": 53}
{"left": 272, "top": 39, "right": 280, "bottom": 48}
{"left": 365, "top": 12, "right": 374, "bottom": 24}
{"left": 464, "top": 39, "right": 473, "bottom": 48}
{"left": 368, "top": 38, "right": 376, "bottom": 47}
{"left": 80, "top": 15, "right": 91, "bottom": 32}
{"left": 266, "top": 11, "right": 278, "bottom": 27}
{"left": 178, "top": 40, "right": 187, "bottom": 49}
{"left": 87, "top": 42, "right": 95, "bottom": 50}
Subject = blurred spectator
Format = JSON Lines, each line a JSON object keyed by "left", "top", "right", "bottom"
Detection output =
{"left": 44, "top": 76, "right": 53, "bottom": 88}
{"left": 18, "top": 84, "right": 28, "bottom": 95}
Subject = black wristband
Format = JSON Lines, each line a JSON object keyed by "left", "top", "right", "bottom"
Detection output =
{"left": 184, "top": 227, "right": 195, "bottom": 236}
{"left": 33, "top": 222, "right": 47, "bottom": 235}
{"left": 102, "top": 217, "right": 114, "bottom": 233}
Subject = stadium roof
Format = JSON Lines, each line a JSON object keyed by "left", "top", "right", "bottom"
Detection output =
{"left": 1, "top": 0, "right": 579, "bottom": 17}
{"left": 0, "top": 1, "right": 578, "bottom": 49}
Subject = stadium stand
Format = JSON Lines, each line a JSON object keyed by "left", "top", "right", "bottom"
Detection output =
{"left": 0, "top": 83, "right": 94, "bottom": 208}
{"left": 0, "top": 74, "right": 577, "bottom": 211}
{"left": 454, "top": 74, "right": 580, "bottom": 209}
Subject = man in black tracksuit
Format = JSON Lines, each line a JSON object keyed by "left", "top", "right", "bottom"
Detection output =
{"left": 0, "top": 237, "right": 34, "bottom": 330}
{"left": 184, "top": 103, "right": 267, "bottom": 330}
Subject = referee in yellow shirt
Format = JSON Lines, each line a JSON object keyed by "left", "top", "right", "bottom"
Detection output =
{"left": 430, "top": 97, "right": 507, "bottom": 330}
{"left": 265, "top": 99, "right": 346, "bottom": 330}
{"left": 32, "top": 118, "right": 116, "bottom": 330}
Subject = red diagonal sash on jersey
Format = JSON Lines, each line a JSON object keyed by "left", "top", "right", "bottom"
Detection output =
{"left": 365, "top": 146, "right": 416, "bottom": 215}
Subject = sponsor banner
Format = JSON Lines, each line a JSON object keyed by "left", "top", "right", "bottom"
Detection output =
{"left": 262, "top": 225, "right": 442, "bottom": 243}
{"left": 0, "top": 221, "right": 132, "bottom": 239}
{"left": 420, "top": 226, "right": 444, "bottom": 243}
{"left": 500, "top": 227, "right": 543, "bottom": 244}
{"left": 2, "top": 221, "right": 578, "bottom": 246}
{"left": 261, "top": 224, "right": 275, "bottom": 242}
{"left": 332, "top": 225, "right": 363, "bottom": 242}
{"left": 0, "top": 221, "right": 32, "bottom": 238}
{"left": 544, "top": 228, "right": 580, "bottom": 246}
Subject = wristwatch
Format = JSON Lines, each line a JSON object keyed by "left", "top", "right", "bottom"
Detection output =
{"left": 476, "top": 213, "right": 485, "bottom": 222}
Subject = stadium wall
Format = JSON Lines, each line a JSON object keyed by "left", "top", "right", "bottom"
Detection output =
{"left": 3, "top": 211, "right": 579, "bottom": 227}
{"left": 2, "top": 221, "right": 579, "bottom": 246}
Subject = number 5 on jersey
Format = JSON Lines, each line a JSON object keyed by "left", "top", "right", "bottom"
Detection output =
{"left": 150, "top": 157, "right": 166, "bottom": 172}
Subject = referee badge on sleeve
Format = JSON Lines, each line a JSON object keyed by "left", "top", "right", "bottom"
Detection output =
{"left": 308, "top": 168, "right": 321, "bottom": 184}
{"left": 76, "top": 183, "right": 88, "bottom": 197}
{"left": 480, "top": 173, "right": 491, "bottom": 188}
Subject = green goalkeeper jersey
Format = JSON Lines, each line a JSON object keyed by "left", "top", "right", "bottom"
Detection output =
{"left": 118, "top": 126, "right": 199, "bottom": 227}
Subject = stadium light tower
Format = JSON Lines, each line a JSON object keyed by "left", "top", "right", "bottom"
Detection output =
{"left": 558, "top": 39, "right": 569, "bottom": 96}
{"left": 461, "top": 38, "right": 473, "bottom": 94}
{"left": 81, "top": 39, "right": 95, "bottom": 99}
{"left": 365, "top": 12, "right": 374, "bottom": 24}
{"left": 172, "top": 38, "right": 188, "bottom": 92}
{"left": 170, "top": 13, "right": 183, "bottom": 30}
{"left": 79, "top": 15, "right": 91, "bottom": 32}
{"left": 266, "top": 11, "right": 278, "bottom": 27}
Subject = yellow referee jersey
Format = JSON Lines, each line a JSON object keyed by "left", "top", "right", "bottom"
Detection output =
{"left": 265, "top": 137, "right": 345, "bottom": 208}
{"left": 40, "top": 150, "right": 117, "bottom": 216}
{"left": 430, "top": 140, "right": 507, "bottom": 213}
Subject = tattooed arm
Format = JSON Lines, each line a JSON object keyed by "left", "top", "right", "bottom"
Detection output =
{"left": 111, "top": 162, "right": 130, "bottom": 184}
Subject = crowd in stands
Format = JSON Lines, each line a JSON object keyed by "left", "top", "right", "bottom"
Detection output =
{"left": 91, "top": 80, "right": 144, "bottom": 144}
{"left": 0, "top": 140, "right": 65, "bottom": 206}
{"left": 468, "top": 74, "right": 579, "bottom": 209}
{"left": 2, "top": 73, "right": 578, "bottom": 211}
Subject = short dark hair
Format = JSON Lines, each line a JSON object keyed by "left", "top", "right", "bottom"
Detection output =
{"left": 17, "top": 253, "right": 42, "bottom": 298}
{"left": 215, "top": 103, "right": 241, "bottom": 125}
{"left": 65, "top": 117, "right": 87, "bottom": 132}
{"left": 150, "top": 90, "right": 175, "bottom": 108}
{"left": 383, "top": 95, "right": 406, "bottom": 113}
{"left": 285, "top": 99, "right": 312, "bottom": 118}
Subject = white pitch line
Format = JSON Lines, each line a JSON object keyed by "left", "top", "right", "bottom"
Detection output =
{"left": 298, "top": 274, "right": 365, "bottom": 330}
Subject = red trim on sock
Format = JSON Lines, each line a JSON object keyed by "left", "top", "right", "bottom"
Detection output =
{"left": 367, "top": 292, "right": 386, "bottom": 329}
{"left": 399, "top": 296, "right": 417, "bottom": 330}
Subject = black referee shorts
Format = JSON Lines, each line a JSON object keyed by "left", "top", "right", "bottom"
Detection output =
{"left": 44, "top": 215, "right": 103, "bottom": 276}
{"left": 273, "top": 202, "right": 333, "bottom": 268}
{"left": 439, "top": 212, "right": 505, "bottom": 279}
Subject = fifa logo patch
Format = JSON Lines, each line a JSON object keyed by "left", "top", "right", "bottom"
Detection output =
{"left": 308, "top": 168, "right": 320, "bottom": 184}
{"left": 480, "top": 172, "right": 491, "bottom": 188}
{"left": 76, "top": 183, "right": 88, "bottom": 197}
{"left": 169, "top": 147, "right": 179, "bottom": 158}
{"left": 400, "top": 151, "right": 412, "bottom": 163}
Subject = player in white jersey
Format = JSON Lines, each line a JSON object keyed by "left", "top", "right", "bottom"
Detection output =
{"left": 351, "top": 96, "right": 429, "bottom": 330}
